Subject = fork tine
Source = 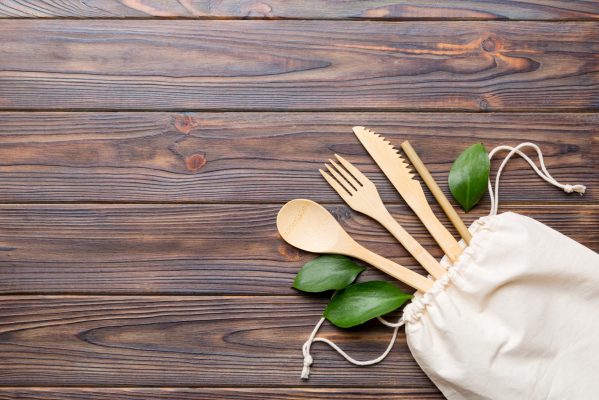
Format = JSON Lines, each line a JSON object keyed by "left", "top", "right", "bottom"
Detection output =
{"left": 325, "top": 163, "right": 356, "bottom": 194}
{"left": 329, "top": 159, "right": 361, "bottom": 188}
{"left": 334, "top": 154, "right": 369, "bottom": 184}
{"left": 320, "top": 169, "right": 352, "bottom": 202}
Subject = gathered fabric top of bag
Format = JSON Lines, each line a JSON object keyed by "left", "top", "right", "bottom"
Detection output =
{"left": 300, "top": 143, "right": 598, "bottom": 400}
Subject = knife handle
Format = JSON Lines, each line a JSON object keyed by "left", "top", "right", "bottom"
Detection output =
{"left": 416, "top": 206, "right": 462, "bottom": 263}
{"left": 400, "top": 140, "right": 473, "bottom": 245}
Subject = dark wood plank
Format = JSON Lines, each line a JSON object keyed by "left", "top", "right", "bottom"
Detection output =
{"left": 0, "top": 295, "right": 439, "bottom": 388}
{"left": 0, "top": 112, "right": 596, "bottom": 203}
{"left": 0, "top": 204, "right": 596, "bottom": 294}
{"left": 1, "top": 21, "right": 597, "bottom": 111}
{"left": 0, "top": 0, "right": 598, "bottom": 20}
{"left": 0, "top": 388, "right": 442, "bottom": 399}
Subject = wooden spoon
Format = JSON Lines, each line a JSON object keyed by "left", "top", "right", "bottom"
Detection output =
{"left": 277, "top": 199, "right": 433, "bottom": 292}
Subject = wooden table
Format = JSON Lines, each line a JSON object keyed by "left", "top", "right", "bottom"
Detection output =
{"left": 0, "top": 2, "right": 597, "bottom": 399}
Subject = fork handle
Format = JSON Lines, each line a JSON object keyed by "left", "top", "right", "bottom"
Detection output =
{"left": 376, "top": 210, "right": 447, "bottom": 279}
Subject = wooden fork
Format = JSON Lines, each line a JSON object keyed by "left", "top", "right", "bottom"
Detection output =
{"left": 320, "top": 154, "right": 446, "bottom": 279}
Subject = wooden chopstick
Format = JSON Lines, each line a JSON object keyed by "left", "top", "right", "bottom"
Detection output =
{"left": 400, "top": 140, "right": 473, "bottom": 245}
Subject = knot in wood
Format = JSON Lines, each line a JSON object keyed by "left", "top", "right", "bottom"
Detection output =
{"left": 482, "top": 38, "right": 496, "bottom": 52}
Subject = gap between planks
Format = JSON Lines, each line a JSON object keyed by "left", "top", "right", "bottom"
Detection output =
{"left": 1, "top": 108, "right": 599, "bottom": 114}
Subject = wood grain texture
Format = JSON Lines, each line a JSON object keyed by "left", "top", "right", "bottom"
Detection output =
{"left": 0, "top": 295, "right": 438, "bottom": 388}
{"left": 0, "top": 204, "right": 597, "bottom": 295}
{"left": 1, "top": 10, "right": 598, "bottom": 398}
{"left": 0, "top": 388, "right": 443, "bottom": 400}
{"left": 1, "top": 0, "right": 598, "bottom": 20}
{"left": 1, "top": 21, "right": 598, "bottom": 111}
{"left": 0, "top": 112, "right": 596, "bottom": 203}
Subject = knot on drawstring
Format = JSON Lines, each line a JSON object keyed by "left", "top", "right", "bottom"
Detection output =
{"left": 300, "top": 317, "right": 326, "bottom": 379}
{"left": 301, "top": 341, "right": 313, "bottom": 379}
{"left": 488, "top": 142, "right": 587, "bottom": 215}
{"left": 563, "top": 184, "right": 586, "bottom": 195}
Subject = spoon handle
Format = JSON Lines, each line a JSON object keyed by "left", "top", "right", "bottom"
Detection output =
{"left": 353, "top": 246, "right": 433, "bottom": 293}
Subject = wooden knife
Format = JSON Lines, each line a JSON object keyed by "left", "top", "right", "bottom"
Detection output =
{"left": 353, "top": 126, "right": 462, "bottom": 263}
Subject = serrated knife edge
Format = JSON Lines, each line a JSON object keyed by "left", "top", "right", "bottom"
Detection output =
{"left": 352, "top": 126, "right": 425, "bottom": 204}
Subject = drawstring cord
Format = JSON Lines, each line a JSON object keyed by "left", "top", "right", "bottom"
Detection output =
{"left": 488, "top": 142, "right": 585, "bottom": 216}
{"left": 300, "top": 142, "right": 586, "bottom": 379}
{"left": 301, "top": 316, "right": 404, "bottom": 379}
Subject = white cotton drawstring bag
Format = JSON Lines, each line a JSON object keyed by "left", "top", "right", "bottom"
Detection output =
{"left": 301, "top": 143, "right": 599, "bottom": 400}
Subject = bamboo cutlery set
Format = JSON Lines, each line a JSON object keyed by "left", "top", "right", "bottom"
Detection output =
{"left": 277, "top": 126, "right": 472, "bottom": 293}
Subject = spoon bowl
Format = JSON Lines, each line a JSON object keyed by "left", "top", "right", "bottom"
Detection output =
{"left": 277, "top": 199, "right": 351, "bottom": 254}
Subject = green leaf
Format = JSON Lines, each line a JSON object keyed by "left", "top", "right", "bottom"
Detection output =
{"left": 324, "top": 281, "right": 412, "bottom": 328}
{"left": 448, "top": 143, "right": 490, "bottom": 212}
{"left": 293, "top": 255, "right": 365, "bottom": 293}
